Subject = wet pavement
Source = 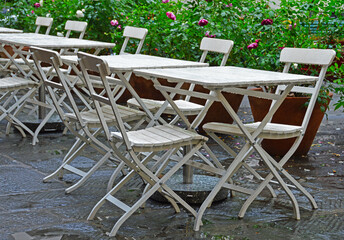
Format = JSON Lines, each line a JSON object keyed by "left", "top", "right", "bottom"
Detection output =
{"left": 0, "top": 95, "right": 343, "bottom": 240}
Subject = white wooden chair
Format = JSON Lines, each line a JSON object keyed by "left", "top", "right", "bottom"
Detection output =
{"left": 0, "top": 76, "right": 39, "bottom": 138}
{"left": 59, "top": 20, "right": 88, "bottom": 55}
{"left": 31, "top": 46, "right": 146, "bottom": 193}
{"left": 2, "top": 17, "right": 54, "bottom": 69}
{"left": 127, "top": 37, "right": 234, "bottom": 123}
{"left": 195, "top": 48, "right": 336, "bottom": 229}
{"left": 35, "top": 16, "right": 54, "bottom": 35}
{"left": 73, "top": 26, "right": 148, "bottom": 109}
{"left": 77, "top": 51, "right": 208, "bottom": 237}
{"left": 120, "top": 26, "right": 148, "bottom": 55}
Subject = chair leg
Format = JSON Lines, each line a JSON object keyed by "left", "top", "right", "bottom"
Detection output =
{"left": 65, "top": 151, "right": 112, "bottom": 194}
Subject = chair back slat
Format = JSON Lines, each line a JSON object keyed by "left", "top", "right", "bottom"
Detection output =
{"left": 35, "top": 17, "right": 53, "bottom": 35}
{"left": 280, "top": 47, "right": 336, "bottom": 66}
{"left": 120, "top": 26, "right": 148, "bottom": 55}
{"left": 274, "top": 48, "right": 336, "bottom": 131}
{"left": 64, "top": 20, "right": 88, "bottom": 39}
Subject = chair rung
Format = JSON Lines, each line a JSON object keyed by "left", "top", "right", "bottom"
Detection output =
{"left": 106, "top": 195, "right": 131, "bottom": 212}
{"left": 63, "top": 164, "right": 86, "bottom": 177}
{"left": 222, "top": 183, "right": 254, "bottom": 195}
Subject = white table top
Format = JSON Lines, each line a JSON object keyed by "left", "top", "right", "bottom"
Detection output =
{"left": 0, "top": 33, "right": 115, "bottom": 49}
{"left": 0, "top": 27, "right": 23, "bottom": 33}
{"left": 134, "top": 66, "right": 318, "bottom": 89}
{"left": 62, "top": 54, "right": 208, "bottom": 71}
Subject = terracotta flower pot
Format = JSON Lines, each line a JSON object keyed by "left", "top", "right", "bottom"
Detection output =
{"left": 248, "top": 88, "right": 332, "bottom": 156}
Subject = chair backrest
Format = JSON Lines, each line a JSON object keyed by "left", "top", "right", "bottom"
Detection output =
{"left": 64, "top": 20, "right": 88, "bottom": 39}
{"left": 77, "top": 52, "right": 129, "bottom": 144}
{"left": 31, "top": 46, "right": 87, "bottom": 130}
{"left": 31, "top": 47, "right": 67, "bottom": 121}
{"left": 35, "top": 17, "right": 53, "bottom": 35}
{"left": 276, "top": 47, "right": 336, "bottom": 129}
{"left": 185, "top": 37, "right": 234, "bottom": 101}
{"left": 199, "top": 37, "right": 234, "bottom": 66}
{"left": 120, "top": 26, "right": 148, "bottom": 55}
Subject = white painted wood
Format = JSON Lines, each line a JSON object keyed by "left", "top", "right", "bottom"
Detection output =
{"left": 64, "top": 20, "right": 88, "bottom": 38}
{"left": 0, "top": 33, "right": 116, "bottom": 49}
{"left": 135, "top": 66, "right": 317, "bottom": 89}
{"left": 62, "top": 53, "right": 207, "bottom": 71}
{"left": 0, "top": 27, "right": 23, "bottom": 33}
{"left": 280, "top": 47, "right": 336, "bottom": 66}
{"left": 120, "top": 26, "right": 148, "bottom": 54}
{"left": 78, "top": 52, "right": 207, "bottom": 236}
{"left": 31, "top": 46, "right": 145, "bottom": 193}
{"left": 192, "top": 48, "right": 335, "bottom": 231}
{"left": 35, "top": 17, "right": 53, "bottom": 35}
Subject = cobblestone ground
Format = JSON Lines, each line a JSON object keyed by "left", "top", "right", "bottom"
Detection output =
{"left": 0, "top": 96, "right": 343, "bottom": 240}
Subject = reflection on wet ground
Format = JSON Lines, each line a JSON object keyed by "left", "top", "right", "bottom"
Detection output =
{"left": 1, "top": 101, "right": 343, "bottom": 240}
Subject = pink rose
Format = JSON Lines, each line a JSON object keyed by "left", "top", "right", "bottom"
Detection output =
{"left": 162, "top": 0, "right": 169, "bottom": 3}
{"left": 198, "top": 18, "right": 208, "bottom": 27}
{"left": 261, "top": 19, "right": 273, "bottom": 25}
{"left": 34, "top": 3, "right": 40, "bottom": 8}
{"left": 225, "top": 3, "right": 233, "bottom": 7}
{"left": 117, "top": 25, "right": 122, "bottom": 30}
{"left": 166, "top": 12, "right": 176, "bottom": 20}
{"left": 247, "top": 42, "right": 258, "bottom": 50}
{"left": 255, "top": 39, "right": 261, "bottom": 43}
{"left": 110, "top": 20, "right": 119, "bottom": 26}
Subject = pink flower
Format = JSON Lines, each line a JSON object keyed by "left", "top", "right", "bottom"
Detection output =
{"left": 225, "top": 3, "right": 233, "bottom": 7}
{"left": 247, "top": 42, "right": 258, "bottom": 50}
{"left": 34, "top": 3, "right": 40, "bottom": 8}
{"left": 31, "top": 10, "right": 34, "bottom": 14}
{"left": 110, "top": 20, "right": 119, "bottom": 26}
{"left": 166, "top": 12, "right": 176, "bottom": 20}
{"left": 288, "top": 23, "right": 297, "bottom": 30}
{"left": 261, "top": 19, "right": 273, "bottom": 25}
{"left": 205, "top": 31, "right": 216, "bottom": 38}
{"left": 162, "top": 0, "right": 169, "bottom": 3}
{"left": 278, "top": 46, "right": 285, "bottom": 50}
{"left": 117, "top": 25, "right": 122, "bottom": 30}
{"left": 198, "top": 18, "right": 208, "bottom": 27}
{"left": 255, "top": 39, "right": 261, "bottom": 43}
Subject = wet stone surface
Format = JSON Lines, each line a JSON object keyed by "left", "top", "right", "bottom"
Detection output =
{"left": 0, "top": 98, "right": 343, "bottom": 240}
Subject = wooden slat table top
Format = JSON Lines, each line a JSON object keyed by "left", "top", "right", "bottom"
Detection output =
{"left": 134, "top": 66, "right": 318, "bottom": 89}
{"left": 0, "top": 27, "right": 23, "bottom": 33}
{"left": 0, "top": 33, "right": 115, "bottom": 48}
{"left": 62, "top": 54, "right": 208, "bottom": 71}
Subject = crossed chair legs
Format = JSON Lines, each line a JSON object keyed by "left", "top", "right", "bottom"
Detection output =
{"left": 88, "top": 141, "right": 204, "bottom": 237}
{"left": 193, "top": 131, "right": 318, "bottom": 231}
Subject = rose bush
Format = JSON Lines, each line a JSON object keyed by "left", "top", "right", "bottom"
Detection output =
{"left": 0, "top": 0, "right": 343, "bottom": 109}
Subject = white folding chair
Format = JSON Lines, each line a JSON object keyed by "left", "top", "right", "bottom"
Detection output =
{"left": 195, "top": 48, "right": 336, "bottom": 230}
{"left": 31, "top": 46, "right": 146, "bottom": 193}
{"left": 59, "top": 20, "right": 88, "bottom": 55}
{"left": 77, "top": 51, "right": 208, "bottom": 237}
{"left": 127, "top": 37, "right": 234, "bottom": 124}
{"left": 71, "top": 26, "right": 148, "bottom": 112}
{"left": 35, "top": 16, "right": 54, "bottom": 35}
{"left": 120, "top": 26, "right": 148, "bottom": 55}
{"left": 0, "top": 76, "right": 39, "bottom": 138}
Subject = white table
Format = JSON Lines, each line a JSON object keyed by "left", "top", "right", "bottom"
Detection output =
{"left": 134, "top": 66, "right": 318, "bottom": 230}
{"left": 0, "top": 33, "right": 116, "bottom": 144}
{"left": 62, "top": 53, "right": 209, "bottom": 191}
{"left": 0, "top": 27, "right": 23, "bottom": 33}
{"left": 62, "top": 54, "right": 208, "bottom": 123}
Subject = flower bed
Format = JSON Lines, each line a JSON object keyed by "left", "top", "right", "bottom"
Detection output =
{"left": 1, "top": 0, "right": 343, "bottom": 109}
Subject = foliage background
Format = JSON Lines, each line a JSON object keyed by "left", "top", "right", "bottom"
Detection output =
{"left": 0, "top": 0, "right": 344, "bottom": 109}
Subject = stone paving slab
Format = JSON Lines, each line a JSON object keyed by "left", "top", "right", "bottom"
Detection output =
{"left": 0, "top": 101, "right": 343, "bottom": 239}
